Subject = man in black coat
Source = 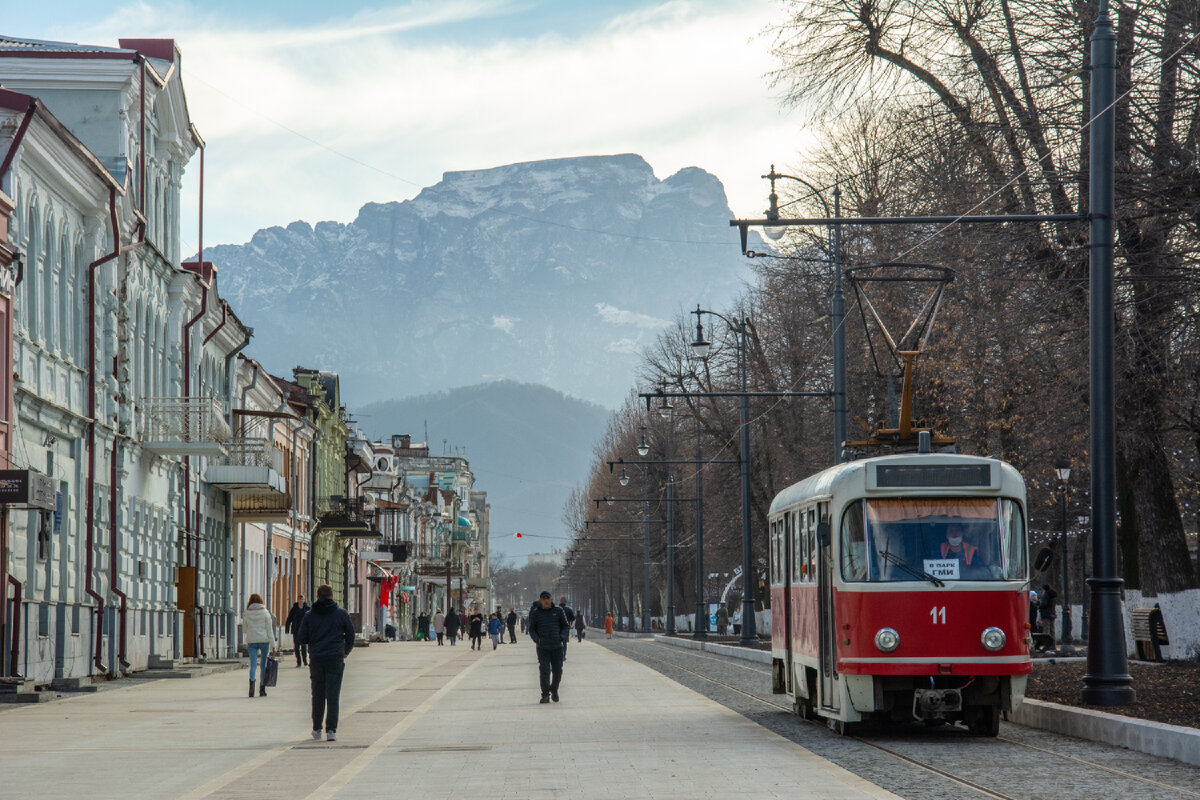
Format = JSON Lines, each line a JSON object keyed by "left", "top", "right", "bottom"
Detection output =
{"left": 285, "top": 595, "right": 310, "bottom": 667}
{"left": 295, "top": 585, "right": 356, "bottom": 742}
{"left": 506, "top": 607, "right": 518, "bottom": 643}
{"left": 444, "top": 608, "right": 461, "bottom": 645}
{"left": 528, "top": 590, "right": 570, "bottom": 703}
{"left": 558, "top": 598, "right": 576, "bottom": 661}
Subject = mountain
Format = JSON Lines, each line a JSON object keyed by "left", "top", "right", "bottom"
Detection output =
{"left": 358, "top": 380, "right": 610, "bottom": 561}
{"left": 205, "top": 154, "right": 754, "bottom": 408}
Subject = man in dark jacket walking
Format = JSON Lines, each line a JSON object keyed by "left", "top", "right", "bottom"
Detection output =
{"left": 295, "top": 585, "right": 356, "bottom": 742}
{"left": 528, "top": 590, "right": 570, "bottom": 703}
{"left": 285, "top": 595, "right": 310, "bottom": 667}
{"left": 558, "top": 598, "right": 575, "bottom": 661}
{"left": 444, "top": 608, "right": 461, "bottom": 646}
{"left": 506, "top": 607, "right": 518, "bottom": 643}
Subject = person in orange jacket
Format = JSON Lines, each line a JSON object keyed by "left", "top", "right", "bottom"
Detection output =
{"left": 604, "top": 612, "right": 614, "bottom": 639}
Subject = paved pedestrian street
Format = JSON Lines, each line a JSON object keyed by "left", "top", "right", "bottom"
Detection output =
{"left": 0, "top": 638, "right": 899, "bottom": 800}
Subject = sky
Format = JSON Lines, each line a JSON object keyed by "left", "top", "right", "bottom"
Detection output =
{"left": 6, "top": 0, "right": 811, "bottom": 254}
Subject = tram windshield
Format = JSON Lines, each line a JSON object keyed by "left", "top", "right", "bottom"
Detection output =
{"left": 840, "top": 498, "right": 1026, "bottom": 582}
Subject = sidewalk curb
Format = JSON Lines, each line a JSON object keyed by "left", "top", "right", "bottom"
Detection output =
{"left": 1011, "top": 698, "right": 1200, "bottom": 767}
{"left": 655, "top": 634, "right": 771, "bottom": 663}
{"left": 656, "top": 636, "right": 1200, "bottom": 767}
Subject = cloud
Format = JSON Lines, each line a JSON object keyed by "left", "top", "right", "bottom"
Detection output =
{"left": 47, "top": 0, "right": 801, "bottom": 249}
{"left": 605, "top": 338, "right": 641, "bottom": 354}
{"left": 594, "top": 303, "right": 669, "bottom": 329}
{"left": 491, "top": 315, "right": 517, "bottom": 335}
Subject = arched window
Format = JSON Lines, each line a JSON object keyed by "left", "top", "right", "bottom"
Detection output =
{"left": 72, "top": 240, "right": 85, "bottom": 365}
{"left": 41, "top": 213, "right": 55, "bottom": 346}
{"left": 22, "top": 199, "right": 41, "bottom": 337}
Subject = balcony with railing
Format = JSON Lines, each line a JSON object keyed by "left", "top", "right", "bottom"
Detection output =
{"left": 139, "top": 397, "right": 231, "bottom": 456}
{"left": 205, "top": 437, "right": 287, "bottom": 494}
{"left": 319, "top": 495, "right": 380, "bottom": 538}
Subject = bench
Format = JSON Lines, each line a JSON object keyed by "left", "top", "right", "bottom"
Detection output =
{"left": 1131, "top": 607, "right": 1169, "bottom": 661}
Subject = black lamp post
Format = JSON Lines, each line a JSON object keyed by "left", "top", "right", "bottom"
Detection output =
{"left": 616, "top": 459, "right": 651, "bottom": 632}
{"left": 1082, "top": 0, "right": 1135, "bottom": 706}
{"left": 691, "top": 305, "right": 757, "bottom": 646}
{"left": 1055, "top": 458, "right": 1072, "bottom": 644}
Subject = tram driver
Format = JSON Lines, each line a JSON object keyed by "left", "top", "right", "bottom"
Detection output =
{"left": 936, "top": 521, "right": 997, "bottom": 578}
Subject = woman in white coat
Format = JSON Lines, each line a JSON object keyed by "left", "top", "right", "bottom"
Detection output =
{"left": 242, "top": 594, "right": 277, "bottom": 697}
{"left": 432, "top": 610, "right": 446, "bottom": 645}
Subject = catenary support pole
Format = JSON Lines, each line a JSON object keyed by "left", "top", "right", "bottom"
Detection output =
{"left": 1082, "top": 0, "right": 1134, "bottom": 706}
{"left": 739, "top": 321, "right": 756, "bottom": 646}
{"left": 832, "top": 185, "right": 846, "bottom": 463}
{"left": 666, "top": 476, "right": 675, "bottom": 635}
{"left": 693, "top": 418, "right": 707, "bottom": 639}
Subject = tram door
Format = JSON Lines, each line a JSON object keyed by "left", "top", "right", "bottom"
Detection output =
{"left": 817, "top": 503, "right": 838, "bottom": 711}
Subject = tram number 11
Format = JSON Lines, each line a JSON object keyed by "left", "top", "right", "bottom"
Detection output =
{"left": 930, "top": 606, "right": 946, "bottom": 624}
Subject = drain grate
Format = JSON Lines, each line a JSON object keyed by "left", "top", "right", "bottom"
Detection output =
{"left": 397, "top": 744, "right": 492, "bottom": 753}
{"left": 294, "top": 744, "right": 369, "bottom": 750}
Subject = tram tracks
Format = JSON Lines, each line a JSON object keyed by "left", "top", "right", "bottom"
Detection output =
{"left": 609, "top": 640, "right": 1200, "bottom": 800}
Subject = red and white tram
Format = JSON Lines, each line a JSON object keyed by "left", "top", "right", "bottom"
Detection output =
{"left": 768, "top": 450, "right": 1030, "bottom": 736}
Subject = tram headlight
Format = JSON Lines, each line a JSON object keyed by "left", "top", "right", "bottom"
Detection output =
{"left": 874, "top": 627, "right": 900, "bottom": 653}
{"left": 981, "top": 627, "right": 1006, "bottom": 652}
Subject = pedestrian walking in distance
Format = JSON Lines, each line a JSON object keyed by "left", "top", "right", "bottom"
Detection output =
{"left": 529, "top": 590, "right": 570, "bottom": 703}
{"left": 506, "top": 607, "right": 518, "bottom": 643}
{"left": 558, "top": 598, "right": 575, "bottom": 661}
{"left": 241, "top": 593, "right": 276, "bottom": 698}
{"left": 445, "top": 607, "right": 461, "bottom": 646}
{"left": 433, "top": 609, "right": 446, "bottom": 645}
{"left": 574, "top": 610, "right": 587, "bottom": 642}
{"left": 468, "top": 608, "right": 485, "bottom": 650}
{"left": 487, "top": 612, "right": 503, "bottom": 650}
{"left": 604, "top": 612, "right": 614, "bottom": 639}
{"left": 285, "top": 595, "right": 310, "bottom": 667}
{"left": 417, "top": 610, "right": 431, "bottom": 642}
{"left": 295, "top": 584, "right": 356, "bottom": 742}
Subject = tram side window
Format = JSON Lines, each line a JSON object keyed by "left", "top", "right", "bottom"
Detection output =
{"left": 840, "top": 500, "right": 870, "bottom": 581}
{"left": 807, "top": 508, "right": 817, "bottom": 580}
{"left": 999, "top": 499, "right": 1027, "bottom": 580}
{"left": 769, "top": 520, "right": 778, "bottom": 584}
{"left": 792, "top": 513, "right": 801, "bottom": 582}
{"left": 772, "top": 520, "right": 782, "bottom": 584}
{"left": 793, "top": 511, "right": 803, "bottom": 582}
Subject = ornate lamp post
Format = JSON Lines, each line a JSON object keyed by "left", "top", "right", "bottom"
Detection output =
{"left": 691, "top": 306, "right": 757, "bottom": 645}
{"left": 1056, "top": 458, "right": 1072, "bottom": 644}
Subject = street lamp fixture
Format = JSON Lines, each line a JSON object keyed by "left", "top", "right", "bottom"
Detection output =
{"left": 656, "top": 390, "right": 673, "bottom": 420}
{"left": 618, "top": 467, "right": 630, "bottom": 487}
{"left": 690, "top": 308, "right": 712, "bottom": 359}
{"left": 1055, "top": 458, "right": 1072, "bottom": 482}
{"left": 637, "top": 429, "right": 650, "bottom": 457}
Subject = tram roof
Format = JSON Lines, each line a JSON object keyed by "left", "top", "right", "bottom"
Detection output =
{"left": 769, "top": 452, "right": 1024, "bottom": 516}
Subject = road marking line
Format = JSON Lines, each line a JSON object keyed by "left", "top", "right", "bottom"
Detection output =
{"left": 301, "top": 654, "right": 486, "bottom": 800}
{"left": 177, "top": 653, "right": 467, "bottom": 800}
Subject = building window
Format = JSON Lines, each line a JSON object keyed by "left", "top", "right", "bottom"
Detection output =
{"left": 36, "top": 510, "right": 51, "bottom": 561}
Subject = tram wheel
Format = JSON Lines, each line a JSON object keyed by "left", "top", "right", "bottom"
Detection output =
{"left": 966, "top": 705, "right": 1000, "bottom": 737}
{"left": 827, "top": 717, "right": 855, "bottom": 736}
{"left": 794, "top": 697, "right": 816, "bottom": 720}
